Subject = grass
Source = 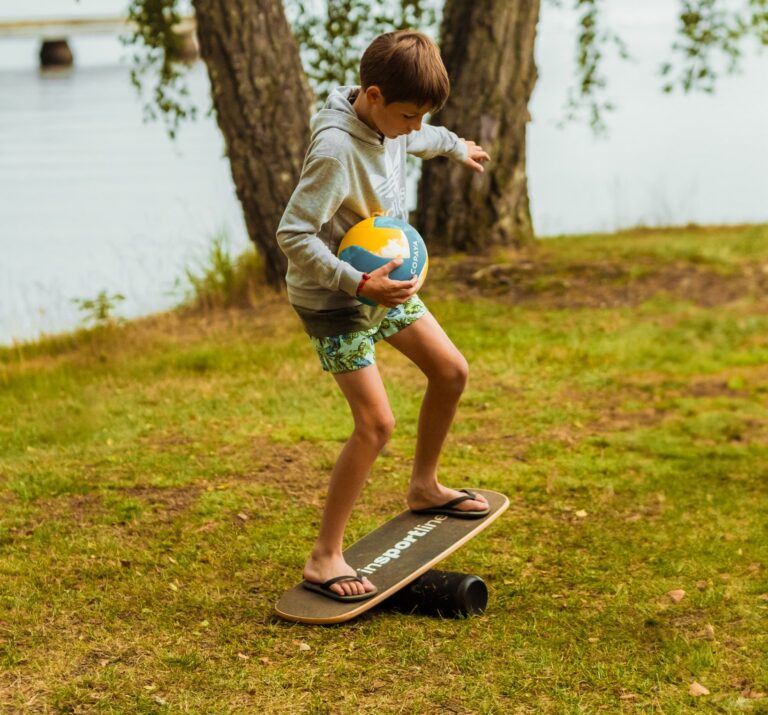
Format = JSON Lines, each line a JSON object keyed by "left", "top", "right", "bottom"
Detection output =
{"left": 178, "top": 228, "right": 266, "bottom": 312}
{"left": 1, "top": 224, "right": 767, "bottom": 713}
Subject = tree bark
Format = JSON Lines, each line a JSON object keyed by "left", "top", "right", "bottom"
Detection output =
{"left": 415, "top": 0, "right": 541, "bottom": 253}
{"left": 192, "top": 0, "right": 313, "bottom": 287}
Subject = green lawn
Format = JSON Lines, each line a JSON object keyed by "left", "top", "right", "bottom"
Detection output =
{"left": 1, "top": 224, "right": 767, "bottom": 713}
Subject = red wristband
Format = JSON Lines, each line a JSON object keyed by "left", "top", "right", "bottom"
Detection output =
{"left": 356, "top": 273, "right": 371, "bottom": 296}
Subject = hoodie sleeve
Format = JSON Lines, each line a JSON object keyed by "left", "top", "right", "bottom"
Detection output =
{"left": 276, "top": 154, "right": 364, "bottom": 297}
{"left": 406, "top": 124, "right": 469, "bottom": 162}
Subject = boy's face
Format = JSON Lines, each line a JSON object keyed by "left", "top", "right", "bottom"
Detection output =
{"left": 365, "top": 86, "right": 432, "bottom": 139}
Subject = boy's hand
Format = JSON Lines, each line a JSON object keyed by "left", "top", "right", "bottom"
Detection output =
{"left": 460, "top": 138, "right": 491, "bottom": 173}
{"left": 358, "top": 258, "right": 419, "bottom": 308}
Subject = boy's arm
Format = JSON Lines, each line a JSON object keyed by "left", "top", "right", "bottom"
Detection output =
{"left": 276, "top": 154, "right": 363, "bottom": 297}
{"left": 407, "top": 124, "right": 491, "bottom": 173}
{"left": 405, "top": 123, "right": 469, "bottom": 162}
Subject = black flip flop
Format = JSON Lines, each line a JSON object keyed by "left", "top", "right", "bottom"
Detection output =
{"left": 302, "top": 575, "right": 379, "bottom": 602}
{"left": 410, "top": 489, "right": 490, "bottom": 519}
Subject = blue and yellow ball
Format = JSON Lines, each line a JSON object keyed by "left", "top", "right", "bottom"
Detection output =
{"left": 338, "top": 215, "right": 429, "bottom": 306}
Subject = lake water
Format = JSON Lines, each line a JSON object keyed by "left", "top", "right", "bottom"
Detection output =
{"left": 1, "top": 1, "right": 767, "bottom": 345}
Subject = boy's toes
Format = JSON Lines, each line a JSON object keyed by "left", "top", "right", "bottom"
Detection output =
{"left": 341, "top": 581, "right": 357, "bottom": 596}
{"left": 457, "top": 492, "right": 488, "bottom": 512}
{"left": 331, "top": 576, "right": 371, "bottom": 596}
{"left": 334, "top": 584, "right": 351, "bottom": 597}
{"left": 463, "top": 501, "right": 486, "bottom": 512}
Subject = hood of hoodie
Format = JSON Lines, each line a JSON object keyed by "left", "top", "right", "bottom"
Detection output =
{"left": 310, "top": 85, "right": 384, "bottom": 148}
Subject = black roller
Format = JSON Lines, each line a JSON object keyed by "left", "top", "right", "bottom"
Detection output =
{"left": 382, "top": 569, "right": 488, "bottom": 618}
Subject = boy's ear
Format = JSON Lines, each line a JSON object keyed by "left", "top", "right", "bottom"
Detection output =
{"left": 365, "top": 85, "right": 385, "bottom": 105}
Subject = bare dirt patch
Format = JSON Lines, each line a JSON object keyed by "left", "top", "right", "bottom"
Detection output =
{"left": 248, "top": 438, "right": 334, "bottom": 508}
{"left": 561, "top": 366, "right": 768, "bottom": 451}
{"left": 613, "top": 365, "right": 768, "bottom": 396}
{"left": 441, "top": 257, "right": 768, "bottom": 309}
{"left": 585, "top": 397, "right": 672, "bottom": 435}
{"left": 61, "top": 492, "right": 108, "bottom": 523}
{"left": 115, "top": 484, "right": 203, "bottom": 524}
{"left": 18, "top": 486, "right": 204, "bottom": 535}
{"left": 4, "top": 493, "right": 107, "bottom": 545}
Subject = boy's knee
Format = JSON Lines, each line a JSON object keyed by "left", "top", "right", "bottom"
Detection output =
{"left": 355, "top": 413, "right": 396, "bottom": 449}
{"left": 433, "top": 356, "right": 469, "bottom": 394}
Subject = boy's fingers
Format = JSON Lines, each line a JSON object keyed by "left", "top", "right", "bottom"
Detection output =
{"left": 389, "top": 275, "right": 418, "bottom": 288}
{"left": 467, "top": 159, "right": 484, "bottom": 173}
{"left": 371, "top": 258, "right": 403, "bottom": 276}
{"left": 394, "top": 283, "right": 419, "bottom": 298}
{"left": 386, "top": 283, "right": 410, "bottom": 296}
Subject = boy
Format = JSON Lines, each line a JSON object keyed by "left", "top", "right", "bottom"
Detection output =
{"left": 276, "top": 30, "right": 491, "bottom": 601}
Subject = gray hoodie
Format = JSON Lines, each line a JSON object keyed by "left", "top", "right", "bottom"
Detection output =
{"left": 276, "top": 85, "right": 468, "bottom": 337}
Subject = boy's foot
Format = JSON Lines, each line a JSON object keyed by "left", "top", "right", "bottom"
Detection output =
{"left": 407, "top": 484, "right": 489, "bottom": 517}
{"left": 303, "top": 553, "right": 376, "bottom": 598}
{"left": 302, "top": 575, "right": 379, "bottom": 603}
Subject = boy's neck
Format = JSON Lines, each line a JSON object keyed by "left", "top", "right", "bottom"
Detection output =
{"left": 351, "top": 89, "right": 383, "bottom": 138}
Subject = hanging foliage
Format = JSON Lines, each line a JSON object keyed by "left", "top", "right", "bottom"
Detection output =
{"left": 561, "top": 0, "right": 768, "bottom": 132}
{"left": 122, "top": 0, "right": 439, "bottom": 136}
{"left": 284, "top": 0, "right": 441, "bottom": 107}
{"left": 561, "top": 0, "right": 630, "bottom": 134}
{"left": 122, "top": 0, "right": 768, "bottom": 138}
{"left": 662, "top": 0, "right": 768, "bottom": 93}
{"left": 122, "top": 0, "right": 196, "bottom": 139}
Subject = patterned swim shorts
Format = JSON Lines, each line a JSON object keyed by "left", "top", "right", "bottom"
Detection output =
{"left": 309, "top": 295, "right": 428, "bottom": 374}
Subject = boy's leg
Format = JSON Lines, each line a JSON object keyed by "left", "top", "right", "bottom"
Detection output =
{"left": 303, "top": 363, "right": 394, "bottom": 597}
{"left": 384, "top": 311, "right": 488, "bottom": 513}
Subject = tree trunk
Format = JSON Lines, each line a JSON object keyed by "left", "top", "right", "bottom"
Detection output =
{"left": 415, "top": 0, "right": 540, "bottom": 253}
{"left": 192, "top": 0, "right": 313, "bottom": 287}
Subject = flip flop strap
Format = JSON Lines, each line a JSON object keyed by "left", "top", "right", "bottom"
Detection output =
{"left": 441, "top": 489, "right": 478, "bottom": 509}
{"left": 321, "top": 575, "right": 364, "bottom": 588}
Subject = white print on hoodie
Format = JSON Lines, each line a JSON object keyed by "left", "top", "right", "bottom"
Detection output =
{"left": 370, "top": 145, "right": 406, "bottom": 218}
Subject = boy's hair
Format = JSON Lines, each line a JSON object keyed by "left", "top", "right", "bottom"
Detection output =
{"left": 359, "top": 30, "right": 450, "bottom": 112}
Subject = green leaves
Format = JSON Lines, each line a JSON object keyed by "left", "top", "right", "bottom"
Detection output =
{"left": 284, "top": 0, "right": 441, "bottom": 107}
{"left": 122, "top": 0, "right": 439, "bottom": 134}
{"left": 562, "top": 0, "right": 767, "bottom": 133}
{"left": 121, "top": 0, "right": 197, "bottom": 139}
{"left": 561, "top": 0, "right": 629, "bottom": 134}
{"left": 661, "top": 0, "right": 768, "bottom": 94}
{"left": 71, "top": 290, "right": 126, "bottom": 328}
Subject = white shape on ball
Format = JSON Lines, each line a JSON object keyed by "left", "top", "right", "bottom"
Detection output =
{"left": 379, "top": 232, "right": 411, "bottom": 259}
